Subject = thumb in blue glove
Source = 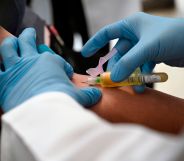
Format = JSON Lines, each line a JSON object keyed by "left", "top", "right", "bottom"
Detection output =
{"left": 0, "top": 28, "right": 101, "bottom": 112}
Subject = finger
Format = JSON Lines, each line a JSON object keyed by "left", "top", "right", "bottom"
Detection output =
{"left": 107, "top": 39, "right": 132, "bottom": 71}
{"left": 81, "top": 20, "right": 135, "bottom": 57}
{"left": 132, "top": 61, "right": 156, "bottom": 93}
{"left": 77, "top": 87, "right": 102, "bottom": 107}
{"left": 107, "top": 53, "right": 121, "bottom": 71}
{"left": 0, "top": 36, "right": 20, "bottom": 69}
{"left": 38, "top": 44, "right": 74, "bottom": 79}
{"left": 133, "top": 85, "right": 145, "bottom": 93}
{"left": 0, "top": 62, "right": 3, "bottom": 72}
{"left": 141, "top": 61, "right": 156, "bottom": 74}
{"left": 38, "top": 44, "right": 55, "bottom": 54}
{"left": 110, "top": 41, "right": 151, "bottom": 82}
{"left": 64, "top": 61, "right": 74, "bottom": 79}
{"left": 18, "top": 28, "right": 37, "bottom": 56}
{"left": 108, "top": 42, "right": 143, "bottom": 92}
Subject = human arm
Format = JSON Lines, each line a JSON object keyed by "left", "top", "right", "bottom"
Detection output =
{"left": 73, "top": 74, "right": 184, "bottom": 134}
{"left": 0, "top": 27, "right": 13, "bottom": 44}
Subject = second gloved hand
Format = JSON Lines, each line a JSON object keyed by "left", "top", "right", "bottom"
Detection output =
{"left": 0, "top": 28, "right": 101, "bottom": 112}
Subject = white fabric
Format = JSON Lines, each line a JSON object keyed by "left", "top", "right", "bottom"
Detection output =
{"left": 82, "top": 0, "right": 141, "bottom": 35}
{"left": 1, "top": 92, "right": 184, "bottom": 161}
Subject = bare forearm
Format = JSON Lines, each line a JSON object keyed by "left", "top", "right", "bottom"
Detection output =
{"left": 73, "top": 74, "right": 184, "bottom": 134}
{"left": 0, "top": 26, "right": 13, "bottom": 44}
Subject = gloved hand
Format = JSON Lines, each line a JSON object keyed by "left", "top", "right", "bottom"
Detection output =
{"left": 82, "top": 12, "right": 184, "bottom": 92}
{"left": 0, "top": 28, "right": 101, "bottom": 112}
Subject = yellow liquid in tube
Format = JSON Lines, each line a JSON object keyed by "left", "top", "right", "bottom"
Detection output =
{"left": 98, "top": 72, "right": 142, "bottom": 87}
{"left": 99, "top": 68, "right": 142, "bottom": 87}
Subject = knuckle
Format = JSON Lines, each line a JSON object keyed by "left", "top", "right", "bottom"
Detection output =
{"left": 101, "top": 24, "right": 113, "bottom": 39}
{"left": 123, "top": 12, "right": 145, "bottom": 24}
{"left": 104, "top": 25, "right": 112, "bottom": 39}
{"left": 95, "top": 25, "right": 110, "bottom": 43}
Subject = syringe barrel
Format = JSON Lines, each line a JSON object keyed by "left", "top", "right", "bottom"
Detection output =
{"left": 99, "top": 72, "right": 168, "bottom": 87}
{"left": 100, "top": 72, "right": 142, "bottom": 87}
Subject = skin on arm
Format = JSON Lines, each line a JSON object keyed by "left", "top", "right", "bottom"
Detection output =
{"left": 0, "top": 26, "right": 13, "bottom": 64}
{"left": 73, "top": 74, "right": 184, "bottom": 134}
{"left": 0, "top": 26, "right": 13, "bottom": 44}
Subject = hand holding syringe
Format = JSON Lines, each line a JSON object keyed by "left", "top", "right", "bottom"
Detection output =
{"left": 85, "top": 49, "right": 168, "bottom": 87}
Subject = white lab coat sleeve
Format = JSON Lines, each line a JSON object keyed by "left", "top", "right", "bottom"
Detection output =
{"left": 1, "top": 92, "right": 184, "bottom": 161}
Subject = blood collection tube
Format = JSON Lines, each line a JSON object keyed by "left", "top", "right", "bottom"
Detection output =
{"left": 86, "top": 72, "right": 168, "bottom": 87}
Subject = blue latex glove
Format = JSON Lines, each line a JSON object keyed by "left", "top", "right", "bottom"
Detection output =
{"left": 0, "top": 28, "right": 101, "bottom": 112}
{"left": 82, "top": 12, "right": 184, "bottom": 92}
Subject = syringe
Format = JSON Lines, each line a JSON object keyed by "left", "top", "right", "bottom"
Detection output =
{"left": 85, "top": 72, "right": 168, "bottom": 87}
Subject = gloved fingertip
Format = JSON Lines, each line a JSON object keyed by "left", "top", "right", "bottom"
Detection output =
{"left": 81, "top": 46, "right": 98, "bottom": 57}
{"left": 81, "top": 50, "right": 93, "bottom": 58}
{"left": 91, "top": 87, "right": 102, "bottom": 99}
{"left": 64, "top": 62, "right": 74, "bottom": 79}
{"left": 19, "top": 27, "right": 36, "bottom": 39}
{"left": 18, "top": 28, "right": 38, "bottom": 56}
{"left": 92, "top": 87, "right": 102, "bottom": 98}
{"left": 80, "top": 87, "right": 102, "bottom": 107}
{"left": 133, "top": 85, "right": 145, "bottom": 93}
{"left": 81, "top": 48, "right": 87, "bottom": 57}
{"left": 25, "top": 27, "right": 36, "bottom": 35}
{"left": 87, "top": 87, "right": 102, "bottom": 107}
